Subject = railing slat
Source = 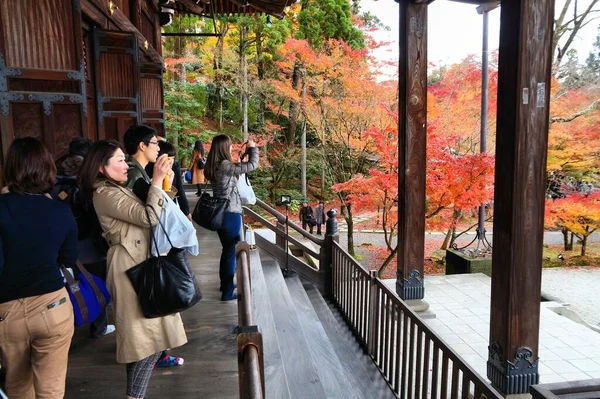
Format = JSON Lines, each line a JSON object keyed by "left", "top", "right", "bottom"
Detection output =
{"left": 422, "top": 334, "right": 430, "bottom": 399}
{"left": 432, "top": 344, "right": 439, "bottom": 399}
{"left": 394, "top": 305, "right": 402, "bottom": 395}
{"left": 462, "top": 376, "right": 471, "bottom": 399}
{"left": 415, "top": 326, "right": 423, "bottom": 399}
{"left": 451, "top": 361, "right": 460, "bottom": 399}
{"left": 400, "top": 312, "right": 409, "bottom": 399}
{"left": 441, "top": 354, "right": 449, "bottom": 399}
{"left": 408, "top": 319, "right": 415, "bottom": 399}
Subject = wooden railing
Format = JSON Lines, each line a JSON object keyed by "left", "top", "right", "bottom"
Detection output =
{"left": 332, "top": 242, "right": 502, "bottom": 399}
{"left": 242, "top": 199, "right": 335, "bottom": 295}
{"left": 235, "top": 242, "right": 264, "bottom": 399}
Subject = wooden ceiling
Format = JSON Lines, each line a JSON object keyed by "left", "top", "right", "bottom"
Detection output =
{"left": 169, "top": 0, "right": 292, "bottom": 19}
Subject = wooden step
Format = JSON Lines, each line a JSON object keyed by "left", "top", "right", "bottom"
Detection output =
{"left": 249, "top": 249, "right": 291, "bottom": 399}
{"left": 260, "top": 254, "right": 328, "bottom": 399}
{"left": 285, "top": 274, "right": 363, "bottom": 399}
{"left": 303, "top": 284, "right": 397, "bottom": 399}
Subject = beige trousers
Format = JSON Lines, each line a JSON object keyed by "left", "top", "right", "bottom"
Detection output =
{"left": 0, "top": 287, "right": 74, "bottom": 399}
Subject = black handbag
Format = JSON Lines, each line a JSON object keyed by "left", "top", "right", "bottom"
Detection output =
{"left": 192, "top": 175, "right": 232, "bottom": 231}
{"left": 126, "top": 207, "right": 202, "bottom": 319}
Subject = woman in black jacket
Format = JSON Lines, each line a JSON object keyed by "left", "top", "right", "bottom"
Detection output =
{"left": 204, "top": 135, "right": 258, "bottom": 301}
{"left": 0, "top": 137, "right": 78, "bottom": 399}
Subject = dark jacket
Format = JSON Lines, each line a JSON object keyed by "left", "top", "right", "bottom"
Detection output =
{"left": 211, "top": 147, "right": 259, "bottom": 214}
{"left": 0, "top": 193, "right": 78, "bottom": 303}
{"left": 300, "top": 206, "right": 315, "bottom": 223}
{"left": 314, "top": 205, "right": 326, "bottom": 225}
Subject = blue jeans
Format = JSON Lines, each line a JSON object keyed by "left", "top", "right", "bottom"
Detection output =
{"left": 217, "top": 212, "right": 242, "bottom": 297}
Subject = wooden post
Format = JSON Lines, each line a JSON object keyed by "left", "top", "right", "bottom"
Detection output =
{"left": 396, "top": 0, "right": 428, "bottom": 300}
{"left": 487, "top": 0, "right": 554, "bottom": 395}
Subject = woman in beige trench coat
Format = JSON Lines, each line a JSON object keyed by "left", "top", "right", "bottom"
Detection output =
{"left": 79, "top": 140, "right": 187, "bottom": 399}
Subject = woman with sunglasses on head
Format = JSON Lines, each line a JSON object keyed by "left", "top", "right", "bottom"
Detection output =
{"left": 78, "top": 140, "right": 187, "bottom": 399}
{"left": 204, "top": 135, "right": 258, "bottom": 301}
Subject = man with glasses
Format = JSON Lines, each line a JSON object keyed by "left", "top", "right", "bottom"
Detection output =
{"left": 124, "top": 125, "right": 175, "bottom": 202}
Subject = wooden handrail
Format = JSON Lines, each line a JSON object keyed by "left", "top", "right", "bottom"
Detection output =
{"left": 331, "top": 241, "right": 502, "bottom": 399}
{"left": 254, "top": 198, "right": 324, "bottom": 245}
{"left": 235, "top": 242, "right": 264, "bottom": 399}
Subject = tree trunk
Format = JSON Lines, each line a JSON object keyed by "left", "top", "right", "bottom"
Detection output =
{"left": 254, "top": 17, "right": 266, "bottom": 130}
{"left": 562, "top": 227, "right": 570, "bottom": 250}
{"left": 569, "top": 231, "right": 575, "bottom": 250}
{"left": 378, "top": 247, "right": 398, "bottom": 278}
{"left": 239, "top": 22, "right": 249, "bottom": 141}
{"left": 441, "top": 227, "right": 453, "bottom": 250}
{"left": 287, "top": 63, "right": 301, "bottom": 145}
{"left": 581, "top": 235, "right": 587, "bottom": 256}
{"left": 341, "top": 202, "right": 355, "bottom": 256}
{"left": 300, "top": 75, "right": 307, "bottom": 198}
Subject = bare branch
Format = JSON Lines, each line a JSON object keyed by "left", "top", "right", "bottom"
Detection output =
{"left": 550, "top": 98, "right": 600, "bottom": 123}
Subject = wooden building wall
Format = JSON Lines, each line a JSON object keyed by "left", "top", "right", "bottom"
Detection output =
{"left": 0, "top": 0, "right": 165, "bottom": 166}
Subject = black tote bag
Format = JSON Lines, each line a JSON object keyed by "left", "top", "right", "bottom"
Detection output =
{"left": 126, "top": 207, "right": 202, "bottom": 319}
{"left": 192, "top": 175, "right": 232, "bottom": 231}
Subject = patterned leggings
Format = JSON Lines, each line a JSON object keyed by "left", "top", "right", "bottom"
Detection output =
{"left": 126, "top": 352, "right": 162, "bottom": 398}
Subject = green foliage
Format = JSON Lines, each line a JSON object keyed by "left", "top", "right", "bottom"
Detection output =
{"left": 296, "top": 0, "right": 365, "bottom": 49}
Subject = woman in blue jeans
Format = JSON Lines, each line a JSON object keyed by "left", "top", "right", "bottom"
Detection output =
{"left": 204, "top": 135, "right": 258, "bottom": 301}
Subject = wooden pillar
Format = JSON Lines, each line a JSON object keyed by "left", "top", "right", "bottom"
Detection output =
{"left": 487, "top": 0, "right": 554, "bottom": 395}
{"left": 396, "top": 0, "right": 428, "bottom": 300}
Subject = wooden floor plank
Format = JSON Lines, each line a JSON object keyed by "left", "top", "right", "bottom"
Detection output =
{"left": 249, "top": 249, "right": 291, "bottom": 399}
{"left": 285, "top": 274, "right": 362, "bottom": 399}
{"left": 260, "top": 256, "right": 327, "bottom": 399}
{"left": 304, "top": 284, "right": 397, "bottom": 399}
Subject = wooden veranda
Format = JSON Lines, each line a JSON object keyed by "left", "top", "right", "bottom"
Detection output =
{"left": 0, "top": 0, "right": 561, "bottom": 397}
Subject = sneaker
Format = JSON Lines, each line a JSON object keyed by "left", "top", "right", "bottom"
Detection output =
{"left": 104, "top": 325, "right": 116, "bottom": 335}
{"left": 219, "top": 283, "right": 237, "bottom": 292}
{"left": 221, "top": 292, "right": 239, "bottom": 301}
{"left": 155, "top": 355, "right": 184, "bottom": 368}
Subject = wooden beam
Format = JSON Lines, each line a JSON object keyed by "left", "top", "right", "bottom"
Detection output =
{"left": 487, "top": 0, "right": 555, "bottom": 395}
{"left": 178, "top": 0, "right": 205, "bottom": 15}
{"left": 396, "top": 0, "right": 428, "bottom": 300}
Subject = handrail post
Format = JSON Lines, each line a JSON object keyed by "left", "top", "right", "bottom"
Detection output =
{"left": 367, "top": 270, "right": 379, "bottom": 358}
{"left": 323, "top": 209, "right": 339, "bottom": 298}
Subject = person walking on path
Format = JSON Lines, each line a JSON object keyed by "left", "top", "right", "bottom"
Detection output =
{"left": 189, "top": 140, "right": 206, "bottom": 196}
{"left": 79, "top": 140, "right": 188, "bottom": 399}
{"left": 0, "top": 137, "right": 78, "bottom": 399}
{"left": 314, "top": 201, "right": 326, "bottom": 235}
{"left": 300, "top": 201, "right": 316, "bottom": 234}
{"left": 205, "top": 135, "right": 259, "bottom": 301}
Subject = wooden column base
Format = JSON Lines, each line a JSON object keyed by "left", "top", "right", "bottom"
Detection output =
{"left": 487, "top": 344, "right": 539, "bottom": 395}
{"left": 395, "top": 269, "right": 424, "bottom": 300}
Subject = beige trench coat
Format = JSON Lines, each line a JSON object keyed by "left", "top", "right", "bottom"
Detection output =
{"left": 93, "top": 180, "right": 188, "bottom": 363}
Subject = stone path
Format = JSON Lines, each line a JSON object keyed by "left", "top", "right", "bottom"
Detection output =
{"left": 384, "top": 274, "right": 600, "bottom": 385}
{"left": 542, "top": 267, "right": 600, "bottom": 328}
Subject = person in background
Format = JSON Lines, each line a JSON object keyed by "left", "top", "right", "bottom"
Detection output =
{"left": 123, "top": 126, "right": 184, "bottom": 369}
{"left": 0, "top": 137, "right": 78, "bottom": 399}
{"left": 205, "top": 135, "right": 259, "bottom": 301}
{"left": 189, "top": 140, "right": 206, "bottom": 196}
{"left": 78, "top": 140, "right": 187, "bottom": 399}
{"left": 299, "top": 201, "right": 316, "bottom": 234}
{"left": 314, "top": 201, "right": 326, "bottom": 236}
{"left": 146, "top": 141, "right": 190, "bottom": 219}
{"left": 51, "top": 137, "right": 115, "bottom": 338}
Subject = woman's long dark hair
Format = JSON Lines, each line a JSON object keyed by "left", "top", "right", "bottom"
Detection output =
{"left": 3, "top": 137, "right": 56, "bottom": 194}
{"left": 193, "top": 140, "right": 205, "bottom": 157}
{"left": 204, "top": 135, "right": 232, "bottom": 181}
{"left": 78, "top": 140, "right": 125, "bottom": 199}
